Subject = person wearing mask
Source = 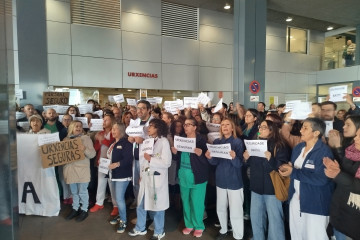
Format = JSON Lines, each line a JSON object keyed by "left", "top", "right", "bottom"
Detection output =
{"left": 108, "top": 123, "right": 133, "bottom": 234}
{"left": 243, "top": 120, "right": 290, "bottom": 240}
{"left": 64, "top": 120, "right": 96, "bottom": 222}
{"left": 205, "top": 118, "right": 245, "bottom": 240}
{"left": 43, "top": 108, "right": 64, "bottom": 133}
{"left": 172, "top": 118, "right": 209, "bottom": 238}
{"left": 324, "top": 122, "right": 360, "bottom": 240}
{"left": 129, "top": 119, "right": 171, "bottom": 240}
{"left": 280, "top": 118, "right": 334, "bottom": 240}
{"left": 90, "top": 114, "right": 118, "bottom": 216}
{"left": 320, "top": 101, "right": 344, "bottom": 133}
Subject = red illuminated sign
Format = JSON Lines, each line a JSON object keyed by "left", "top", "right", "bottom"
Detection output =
{"left": 128, "top": 72, "right": 158, "bottom": 78}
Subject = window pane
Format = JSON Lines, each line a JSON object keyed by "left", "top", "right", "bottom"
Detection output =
{"left": 287, "top": 27, "right": 307, "bottom": 54}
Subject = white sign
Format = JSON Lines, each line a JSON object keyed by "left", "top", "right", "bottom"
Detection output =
{"left": 58, "top": 115, "right": 64, "bottom": 123}
{"left": 90, "top": 119, "right": 103, "bottom": 131}
{"left": 93, "top": 110, "right": 103, "bottom": 118}
{"left": 325, "top": 121, "right": 333, "bottom": 137}
{"left": 56, "top": 105, "right": 70, "bottom": 114}
{"left": 197, "top": 93, "right": 210, "bottom": 105}
{"left": 353, "top": 97, "right": 360, "bottom": 102}
{"left": 183, "top": 97, "right": 198, "bottom": 109}
{"left": 113, "top": 94, "right": 125, "bottom": 103}
{"left": 16, "top": 89, "right": 23, "bottom": 99}
{"left": 250, "top": 96, "right": 259, "bottom": 102}
{"left": 16, "top": 111, "right": 26, "bottom": 120}
{"left": 284, "top": 100, "right": 301, "bottom": 113}
{"left": 126, "top": 125, "right": 144, "bottom": 137}
{"left": 207, "top": 132, "right": 221, "bottom": 144}
{"left": 43, "top": 105, "right": 58, "bottom": 112}
{"left": 127, "top": 98, "right": 137, "bottom": 106}
{"left": 98, "top": 158, "right": 111, "bottom": 174}
{"left": 206, "top": 143, "right": 232, "bottom": 159}
{"left": 17, "top": 134, "right": 60, "bottom": 216}
{"left": 154, "top": 97, "right": 163, "bottom": 104}
{"left": 329, "top": 85, "right": 347, "bottom": 102}
{"left": 76, "top": 117, "right": 89, "bottom": 128}
{"left": 17, "top": 121, "right": 30, "bottom": 131}
{"left": 78, "top": 104, "right": 93, "bottom": 114}
{"left": 164, "top": 100, "right": 183, "bottom": 114}
{"left": 290, "top": 102, "right": 312, "bottom": 120}
{"left": 38, "top": 132, "right": 60, "bottom": 146}
{"left": 141, "top": 138, "right": 154, "bottom": 155}
{"left": 108, "top": 95, "right": 114, "bottom": 103}
{"left": 206, "top": 122, "right": 220, "bottom": 132}
{"left": 146, "top": 98, "right": 158, "bottom": 105}
{"left": 244, "top": 140, "right": 268, "bottom": 158}
{"left": 213, "top": 98, "right": 223, "bottom": 113}
{"left": 174, "top": 135, "right": 196, "bottom": 153}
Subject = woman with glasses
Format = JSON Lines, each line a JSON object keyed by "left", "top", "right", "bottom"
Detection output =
{"left": 280, "top": 118, "right": 334, "bottom": 240}
{"left": 243, "top": 120, "right": 290, "bottom": 240}
{"left": 128, "top": 119, "right": 171, "bottom": 240}
{"left": 172, "top": 118, "right": 209, "bottom": 238}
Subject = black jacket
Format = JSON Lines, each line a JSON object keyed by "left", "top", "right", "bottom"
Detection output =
{"left": 110, "top": 137, "right": 133, "bottom": 179}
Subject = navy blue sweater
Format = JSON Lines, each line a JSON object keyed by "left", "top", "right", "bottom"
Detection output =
{"left": 289, "top": 139, "right": 334, "bottom": 216}
{"left": 208, "top": 136, "right": 244, "bottom": 190}
{"left": 111, "top": 137, "right": 133, "bottom": 179}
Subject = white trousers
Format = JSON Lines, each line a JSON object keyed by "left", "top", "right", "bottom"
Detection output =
{"left": 289, "top": 194, "right": 329, "bottom": 240}
{"left": 95, "top": 171, "right": 117, "bottom": 207}
{"left": 216, "top": 187, "right": 244, "bottom": 240}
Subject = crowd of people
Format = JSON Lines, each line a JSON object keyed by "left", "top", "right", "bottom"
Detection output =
{"left": 16, "top": 95, "right": 360, "bottom": 240}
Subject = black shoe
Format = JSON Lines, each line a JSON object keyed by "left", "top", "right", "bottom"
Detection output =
{"left": 215, "top": 232, "right": 227, "bottom": 240}
{"left": 75, "top": 210, "right": 88, "bottom": 222}
{"left": 65, "top": 209, "right": 80, "bottom": 220}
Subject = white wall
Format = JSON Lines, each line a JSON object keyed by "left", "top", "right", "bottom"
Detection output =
{"left": 264, "top": 22, "right": 323, "bottom": 105}
{"left": 46, "top": 0, "right": 233, "bottom": 94}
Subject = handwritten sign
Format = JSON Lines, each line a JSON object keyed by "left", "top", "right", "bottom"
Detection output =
{"left": 40, "top": 138, "right": 85, "bottom": 168}
{"left": 207, "top": 132, "right": 221, "bottom": 144}
{"left": 90, "top": 119, "right": 103, "bottom": 131}
{"left": 141, "top": 138, "right": 154, "bottom": 155}
{"left": 146, "top": 98, "right": 158, "bottom": 105}
{"left": 183, "top": 97, "right": 199, "bottom": 109}
{"left": 93, "top": 110, "right": 103, "bottom": 118}
{"left": 290, "top": 102, "right": 312, "bottom": 120}
{"left": 127, "top": 98, "right": 137, "bottom": 106}
{"left": 76, "top": 117, "right": 89, "bottom": 128}
{"left": 174, "top": 135, "right": 196, "bottom": 153}
{"left": 154, "top": 97, "right": 163, "bottom": 104}
{"left": 329, "top": 85, "right": 347, "bottom": 102}
{"left": 206, "top": 122, "right": 220, "bottom": 132}
{"left": 98, "top": 158, "right": 111, "bottom": 174}
{"left": 43, "top": 92, "right": 69, "bottom": 106}
{"left": 244, "top": 140, "right": 267, "bottom": 158}
{"left": 38, "top": 132, "right": 60, "bottom": 146}
{"left": 207, "top": 143, "right": 232, "bottom": 159}
{"left": 197, "top": 93, "right": 210, "bottom": 105}
{"left": 325, "top": 121, "right": 333, "bottom": 137}
{"left": 78, "top": 104, "right": 93, "bottom": 114}
{"left": 113, "top": 94, "right": 125, "bottom": 103}
{"left": 284, "top": 100, "right": 301, "bottom": 113}
{"left": 213, "top": 98, "right": 223, "bottom": 113}
{"left": 126, "top": 125, "right": 144, "bottom": 137}
{"left": 56, "top": 105, "right": 70, "bottom": 114}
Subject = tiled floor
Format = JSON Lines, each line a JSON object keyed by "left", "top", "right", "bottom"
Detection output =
{"left": 18, "top": 202, "right": 253, "bottom": 240}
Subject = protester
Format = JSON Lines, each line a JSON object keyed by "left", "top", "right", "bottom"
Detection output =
{"left": 27, "top": 115, "right": 50, "bottom": 134}
{"left": 44, "top": 108, "right": 64, "bottom": 133}
{"left": 66, "top": 105, "right": 81, "bottom": 118}
{"left": 121, "top": 112, "right": 133, "bottom": 128}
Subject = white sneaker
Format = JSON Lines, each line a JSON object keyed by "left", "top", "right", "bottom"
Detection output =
{"left": 151, "top": 232, "right": 165, "bottom": 240}
{"left": 148, "top": 221, "right": 155, "bottom": 231}
{"left": 128, "top": 228, "right": 147, "bottom": 236}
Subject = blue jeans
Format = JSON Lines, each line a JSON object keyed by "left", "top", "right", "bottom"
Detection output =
{"left": 135, "top": 197, "right": 165, "bottom": 235}
{"left": 69, "top": 182, "right": 89, "bottom": 211}
{"left": 133, "top": 160, "right": 140, "bottom": 200}
{"left": 113, "top": 181, "right": 130, "bottom": 222}
{"left": 333, "top": 228, "right": 347, "bottom": 240}
{"left": 250, "top": 191, "right": 285, "bottom": 240}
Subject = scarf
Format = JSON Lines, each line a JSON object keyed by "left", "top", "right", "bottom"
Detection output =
{"left": 345, "top": 143, "right": 360, "bottom": 179}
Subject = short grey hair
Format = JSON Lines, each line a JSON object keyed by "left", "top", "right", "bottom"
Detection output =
{"left": 304, "top": 117, "right": 326, "bottom": 138}
{"left": 112, "top": 123, "right": 126, "bottom": 138}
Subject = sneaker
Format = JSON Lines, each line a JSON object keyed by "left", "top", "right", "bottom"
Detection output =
{"left": 129, "top": 200, "right": 137, "bottom": 210}
{"left": 76, "top": 210, "right": 88, "bottom": 222}
{"left": 148, "top": 221, "right": 155, "bottom": 231}
{"left": 215, "top": 232, "right": 227, "bottom": 240}
{"left": 193, "top": 230, "right": 203, "bottom": 238}
{"left": 128, "top": 228, "right": 147, "bottom": 236}
{"left": 111, "top": 207, "right": 119, "bottom": 216}
{"left": 182, "top": 228, "right": 193, "bottom": 235}
{"left": 150, "top": 232, "right": 165, "bottom": 240}
{"left": 214, "top": 220, "right": 220, "bottom": 227}
{"left": 65, "top": 209, "right": 79, "bottom": 220}
{"left": 89, "top": 204, "right": 104, "bottom": 213}
{"left": 117, "top": 220, "right": 127, "bottom": 234}
{"left": 110, "top": 216, "right": 120, "bottom": 225}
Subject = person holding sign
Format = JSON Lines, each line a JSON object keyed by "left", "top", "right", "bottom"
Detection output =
{"left": 243, "top": 120, "right": 290, "bottom": 240}
{"left": 66, "top": 105, "right": 80, "bottom": 118}
{"left": 172, "top": 118, "right": 209, "bottom": 238}
{"left": 27, "top": 115, "right": 50, "bottom": 134}
{"left": 63, "top": 120, "right": 96, "bottom": 222}
{"left": 107, "top": 123, "right": 133, "bottom": 234}
{"left": 279, "top": 118, "right": 334, "bottom": 240}
{"left": 205, "top": 118, "right": 245, "bottom": 240}
{"left": 129, "top": 119, "right": 171, "bottom": 240}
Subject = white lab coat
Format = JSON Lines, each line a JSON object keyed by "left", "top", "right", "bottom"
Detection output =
{"left": 138, "top": 137, "right": 172, "bottom": 211}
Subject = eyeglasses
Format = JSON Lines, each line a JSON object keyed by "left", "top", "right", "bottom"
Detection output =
{"left": 258, "top": 125, "right": 268, "bottom": 130}
{"left": 183, "top": 123, "right": 195, "bottom": 127}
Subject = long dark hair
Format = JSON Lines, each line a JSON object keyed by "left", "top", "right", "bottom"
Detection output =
{"left": 262, "top": 120, "right": 287, "bottom": 150}
{"left": 170, "top": 119, "right": 184, "bottom": 137}
{"left": 343, "top": 115, "right": 360, "bottom": 148}
{"left": 149, "top": 118, "right": 168, "bottom": 138}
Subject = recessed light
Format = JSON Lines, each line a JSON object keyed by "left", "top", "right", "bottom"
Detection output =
{"left": 286, "top": 17, "right": 293, "bottom": 22}
{"left": 327, "top": 26, "right": 334, "bottom": 31}
{"left": 224, "top": 4, "right": 231, "bottom": 9}
{"left": 127, "top": 89, "right": 132, "bottom": 92}
{"left": 177, "top": 91, "right": 181, "bottom": 94}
